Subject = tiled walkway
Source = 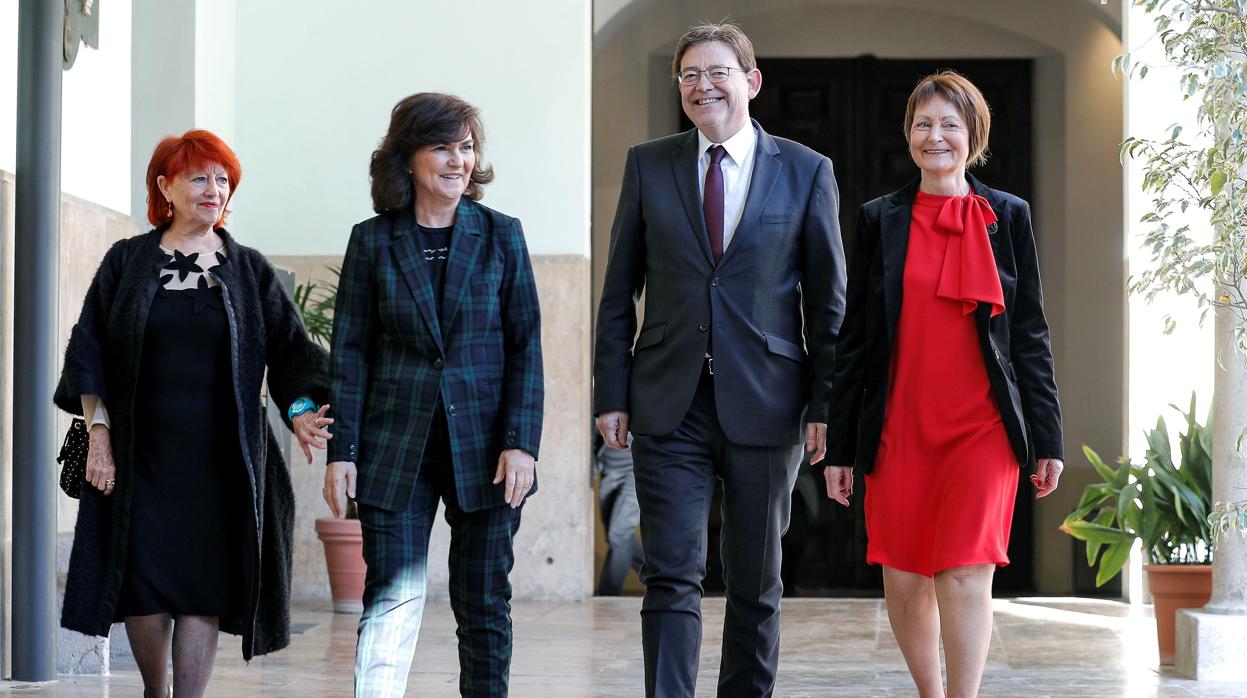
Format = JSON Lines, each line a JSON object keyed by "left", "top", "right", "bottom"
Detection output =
{"left": 4, "top": 597, "right": 1244, "bottom": 696}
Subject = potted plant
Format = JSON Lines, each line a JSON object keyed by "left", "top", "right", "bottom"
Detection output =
{"left": 295, "top": 267, "right": 365, "bottom": 613}
{"left": 1061, "top": 394, "right": 1213, "bottom": 665}
{"left": 313, "top": 500, "right": 364, "bottom": 613}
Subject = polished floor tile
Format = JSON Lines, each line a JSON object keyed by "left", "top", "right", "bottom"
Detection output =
{"left": 2, "top": 597, "right": 1243, "bottom": 696}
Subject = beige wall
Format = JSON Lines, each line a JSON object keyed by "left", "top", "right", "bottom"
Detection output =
{"left": 0, "top": 173, "right": 142, "bottom": 536}
{"left": 593, "top": 0, "right": 1125, "bottom": 594}
{"left": 269, "top": 254, "right": 594, "bottom": 602}
{"left": 0, "top": 171, "right": 142, "bottom": 670}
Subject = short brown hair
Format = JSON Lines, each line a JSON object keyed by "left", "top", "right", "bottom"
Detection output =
{"left": 903, "top": 71, "right": 992, "bottom": 167}
{"left": 370, "top": 93, "right": 495, "bottom": 213}
{"left": 671, "top": 21, "right": 757, "bottom": 82}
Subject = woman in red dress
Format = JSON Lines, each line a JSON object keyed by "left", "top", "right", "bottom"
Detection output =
{"left": 823, "top": 72, "right": 1065, "bottom": 697}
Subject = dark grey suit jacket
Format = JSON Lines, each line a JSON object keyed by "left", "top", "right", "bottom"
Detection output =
{"left": 594, "top": 121, "right": 846, "bottom": 447}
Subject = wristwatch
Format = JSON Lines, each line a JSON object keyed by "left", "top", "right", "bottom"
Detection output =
{"left": 287, "top": 397, "right": 317, "bottom": 421}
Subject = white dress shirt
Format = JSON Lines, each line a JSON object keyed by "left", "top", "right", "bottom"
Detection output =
{"left": 697, "top": 123, "right": 757, "bottom": 251}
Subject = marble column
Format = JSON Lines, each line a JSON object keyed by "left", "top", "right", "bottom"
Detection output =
{"left": 1177, "top": 299, "right": 1247, "bottom": 680}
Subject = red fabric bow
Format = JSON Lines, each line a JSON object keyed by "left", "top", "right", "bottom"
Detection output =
{"left": 933, "top": 194, "right": 1005, "bottom": 317}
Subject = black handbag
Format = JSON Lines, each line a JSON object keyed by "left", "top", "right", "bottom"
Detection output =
{"left": 57, "top": 418, "right": 89, "bottom": 499}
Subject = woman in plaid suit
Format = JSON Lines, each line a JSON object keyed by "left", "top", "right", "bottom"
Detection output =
{"left": 324, "top": 93, "right": 544, "bottom": 698}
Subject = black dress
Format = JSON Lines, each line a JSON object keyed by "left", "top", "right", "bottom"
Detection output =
{"left": 117, "top": 247, "right": 247, "bottom": 620}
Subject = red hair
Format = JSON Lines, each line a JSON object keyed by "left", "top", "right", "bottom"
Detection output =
{"left": 144, "top": 129, "right": 243, "bottom": 228}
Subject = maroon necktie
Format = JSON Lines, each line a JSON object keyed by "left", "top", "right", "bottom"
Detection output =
{"left": 703, "top": 145, "right": 727, "bottom": 264}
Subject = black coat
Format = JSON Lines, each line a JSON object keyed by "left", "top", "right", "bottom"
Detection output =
{"left": 826, "top": 176, "right": 1063, "bottom": 473}
{"left": 54, "top": 228, "right": 329, "bottom": 660}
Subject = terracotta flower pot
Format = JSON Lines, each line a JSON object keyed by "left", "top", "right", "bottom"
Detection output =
{"left": 1144, "top": 563, "right": 1212, "bottom": 665}
{"left": 315, "top": 517, "right": 366, "bottom": 613}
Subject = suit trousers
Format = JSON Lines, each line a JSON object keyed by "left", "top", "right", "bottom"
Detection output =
{"left": 355, "top": 406, "right": 522, "bottom": 698}
{"left": 631, "top": 368, "right": 803, "bottom": 698}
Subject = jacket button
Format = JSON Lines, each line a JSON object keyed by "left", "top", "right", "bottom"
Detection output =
{"left": 710, "top": 276, "right": 720, "bottom": 287}
{"left": 433, "top": 358, "right": 444, "bottom": 369}
{"left": 507, "top": 429, "right": 517, "bottom": 437}
{"left": 447, "top": 404, "right": 457, "bottom": 416}
{"left": 698, "top": 323, "right": 708, "bottom": 332}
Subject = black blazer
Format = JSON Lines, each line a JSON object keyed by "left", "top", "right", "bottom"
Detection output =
{"left": 825, "top": 176, "right": 1063, "bottom": 473}
{"left": 594, "top": 121, "right": 846, "bottom": 446}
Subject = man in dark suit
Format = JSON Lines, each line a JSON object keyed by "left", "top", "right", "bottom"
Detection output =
{"left": 593, "top": 21, "right": 846, "bottom": 697}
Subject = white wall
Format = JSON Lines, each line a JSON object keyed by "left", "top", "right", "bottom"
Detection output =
{"left": 228, "top": 0, "right": 591, "bottom": 257}
{"left": 1, "top": 0, "right": 132, "bottom": 214}
{"left": 0, "top": 1, "right": 16, "bottom": 175}
{"left": 193, "top": 0, "right": 238, "bottom": 146}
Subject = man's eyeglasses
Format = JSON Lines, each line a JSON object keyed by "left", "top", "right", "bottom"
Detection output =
{"left": 677, "top": 66, "right": 749, "bottom": 86}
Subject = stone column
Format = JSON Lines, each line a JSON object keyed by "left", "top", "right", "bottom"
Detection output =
{"left": 1176, "top": 297, "right": 1247, "bottom": 680}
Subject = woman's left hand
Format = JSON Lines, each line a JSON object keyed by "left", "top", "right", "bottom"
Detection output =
{"left": 293, "top": 404, "right": 334, "bottom": 464}
{"left": 1030, "top": 457, "right": 1064, "bottom": 499}
{"left": 494, "top": 449, "right": 535, "bottom": 509}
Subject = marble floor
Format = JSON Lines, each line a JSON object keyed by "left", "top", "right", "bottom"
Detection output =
{"left": 3, "top": 597, "right": 1244, "bottom": 697}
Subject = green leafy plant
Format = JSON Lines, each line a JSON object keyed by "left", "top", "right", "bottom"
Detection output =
{"left": 1062, "top": 394, "right": 1213, "bottom": 586}
{"left": 1209, "top": 498, "right": 1247, "bottom": 548}
{"left": 294, "top": 265, "right": 340, "bottom": 346}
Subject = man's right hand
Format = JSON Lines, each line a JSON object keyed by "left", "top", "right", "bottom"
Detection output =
{"left": 324, "top": 460, "right": 358, "bottom": 518}
{"left": 595, "top": 411, "right": 630, "bottom": 450}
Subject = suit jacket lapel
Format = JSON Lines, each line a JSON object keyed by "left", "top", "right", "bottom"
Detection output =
{"left": 671, "top": 130, "right": 715, "bottom": 267}
{"left": 440, "top": 198, "right": 484, "bottom": 336}
{"left": 390, "top": 210, "right": 444, "bottom": 352}
{"left": 882, "top": 180, "right": 919, "bottom": 342}
{"left": 719, "top": 120, "right": 781, "bottom": 267}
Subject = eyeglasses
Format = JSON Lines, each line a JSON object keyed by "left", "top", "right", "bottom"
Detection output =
{"left": 676, "top": 66, "right": 749, "bottom": 86}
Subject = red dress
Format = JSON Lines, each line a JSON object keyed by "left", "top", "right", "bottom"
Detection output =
{"left": 864, "top": 190, "right": 1018, "bottom": 576}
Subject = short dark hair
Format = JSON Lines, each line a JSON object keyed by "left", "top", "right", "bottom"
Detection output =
{"left": 671, "top": 21, "right": 757, "bottom": 82}
{"left": 369, "top": 93, "right": 494, "bottom": 213}
{"left": 903, "top": 71, "right": 993, "bottom": 167}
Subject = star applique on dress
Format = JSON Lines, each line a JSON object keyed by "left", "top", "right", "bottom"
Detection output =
{"left": 165, "top": 250, "right": 205, "bottom": 282}
{"left": 186, "top": 275, "right": 225, "bottom": 314}
{"left": 156, "top": 272, "right": 176, "bottom": 298}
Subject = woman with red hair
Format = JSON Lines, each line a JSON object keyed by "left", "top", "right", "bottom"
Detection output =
{"left": 55, "top": 129, "right": 330, "bottom": 697}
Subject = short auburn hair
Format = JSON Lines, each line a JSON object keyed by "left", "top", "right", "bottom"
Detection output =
{"left": 903, "top": 71, "right": 992, "bottom": 167}
{"left": 370, "top": 93, "right": 494, "bottom": 213}
{"left": 671, "top": 21, "right": 757, "bottom": 81}
{"left": 144, "top": 129, "right": 242, "bottom": 228}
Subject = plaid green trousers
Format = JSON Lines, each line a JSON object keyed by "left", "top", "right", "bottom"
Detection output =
{"left": 354, "top": 408, "right": 522, "bottom": 697}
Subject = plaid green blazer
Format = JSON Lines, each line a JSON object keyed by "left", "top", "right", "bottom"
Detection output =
{"left": 328, "top": 199, "right": 544, "bottom": 512}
